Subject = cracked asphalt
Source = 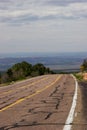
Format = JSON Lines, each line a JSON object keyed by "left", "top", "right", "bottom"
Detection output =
{"left": 0, "top": 74, "right": 75, "bottom": 130}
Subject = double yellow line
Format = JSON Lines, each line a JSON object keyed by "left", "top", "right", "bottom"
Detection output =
{"left": 0, "top": 77, "right": 48, "bottom": 96}
{"left": 0, "top": 75, "right": 61, "bottom": 112}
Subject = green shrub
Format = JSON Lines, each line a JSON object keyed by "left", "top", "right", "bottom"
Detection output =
{"left": 74, "top": 73, "right": 83, "bottom": 81}
{"left": 1, "top": 61, "right": 53, "bottom": 84}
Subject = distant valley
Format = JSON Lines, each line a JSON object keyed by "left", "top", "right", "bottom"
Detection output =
{"left": 0, "top": 52, "right": 87, "bottom": 73}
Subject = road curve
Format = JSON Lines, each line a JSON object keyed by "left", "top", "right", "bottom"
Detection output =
{"left": 0, "top": 74, "right": 76, "bottom": 130}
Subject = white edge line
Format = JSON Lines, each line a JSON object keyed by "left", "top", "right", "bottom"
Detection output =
{"left": 63, "top": 74, "right": 78, "bottom": 130}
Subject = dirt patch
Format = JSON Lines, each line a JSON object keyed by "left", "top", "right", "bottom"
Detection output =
{"left": 83, "top": 73, "right": 87, "bottom": 80}
{"left": 72, "top": 81, "right": 87, "bottom": 130}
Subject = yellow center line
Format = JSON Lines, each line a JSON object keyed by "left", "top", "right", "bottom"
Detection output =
{"left": 0, "top": 77, "right": 48, "bottom": 96}
{"left": 19, "top": 77, "right": 48, "bottom": 89}
{"left": 0, "top": 75, "right": 61, "bottom": 112}
{"left": 0, "top": 90, "right": 12, "bottom": 95}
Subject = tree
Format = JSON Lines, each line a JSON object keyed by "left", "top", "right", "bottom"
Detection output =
{"left": 1, "top": 73, "right": 9, "bottom": 83}
{"left": 11, "top": 61, "right": 32, "bottom": 80}
{"left": 80, "top": 59, "right": 87, "bottom": 72}
{"left": 33, "top": 63, "right": 46, "bottom": 75}
{"left": 80, "top": 65, "right": 85, "bottom": 72}
{"left": 0, "top": 61, "right": 53, "bottom": 83}
{"left": 0, "top": 73, "right": 1, "bottom": 84}
{"left": 21, "top": 61, "right": 32, "bottom": 76}
{"left": 7, "top": 69, "right": 13, "bottom": 76}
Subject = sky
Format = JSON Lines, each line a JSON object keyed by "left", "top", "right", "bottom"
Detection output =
{"left": 0, "top": 0, "right": 87, "bottom": 53}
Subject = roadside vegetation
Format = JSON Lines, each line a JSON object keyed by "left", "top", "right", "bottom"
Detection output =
{"left": 0, "top": 61, "right": 54, "bottom": 84}
{"left": 0, "top": 58, "right": 87, "bottom": 84}
{"left": 74, "top": 73, "right": 83, "bottom": 81}
{"left": 74, "top": 59, "right": 87, "bottom": 81}
{"left": 80, "top": 59, "right": 87, "bottom": 72}
{"left": 0, "top": 73, "right": 1, "bottom": 84}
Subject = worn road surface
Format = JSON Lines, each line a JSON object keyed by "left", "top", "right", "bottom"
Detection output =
{"left": 0, "top": 74, "right": 75, "bottom": 130}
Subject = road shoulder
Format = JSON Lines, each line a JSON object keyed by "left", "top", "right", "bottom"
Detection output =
{"left": 72, "top": 81, "right": 87, "bottom": 130}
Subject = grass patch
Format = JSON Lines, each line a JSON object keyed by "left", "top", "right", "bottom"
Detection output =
{"left": 74, "top": 73, "right": 83, "bottom": 81}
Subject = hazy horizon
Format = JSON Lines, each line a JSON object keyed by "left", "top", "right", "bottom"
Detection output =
{"left": 0, "top": 51, "right": 86, "bottom": 72}
{"left": 0, "top": 51, "right": 87, "bottom": 58}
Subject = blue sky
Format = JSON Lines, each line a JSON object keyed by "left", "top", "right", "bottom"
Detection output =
{"left": 0, "top": 0, "right": 87, "bottom": 53}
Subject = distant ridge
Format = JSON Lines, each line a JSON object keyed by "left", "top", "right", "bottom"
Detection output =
{"left": 0, "top": 52, "right": 87, "bottom": 72}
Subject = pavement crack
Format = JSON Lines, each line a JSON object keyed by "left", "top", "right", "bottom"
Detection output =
{"left": 56, "top": 100, "right": 60, "bottom": 109}
{"left": 28, "top": 108, "right": 35, "bottom": 113}
{"left": 45, "top": 112, "right": 52, "bottom": 120}
{"left": 41, "top": 100, "right": 47, "bottom": 103}
{"left": 50, "top": 86, "right": 59, "bottom": 97}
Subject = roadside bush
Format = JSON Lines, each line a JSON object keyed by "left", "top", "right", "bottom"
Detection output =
{"left": 0, "top": 61, "right": 53, "bottom": 84}
{"left": 74, "top": 73, "right": 83, "bottom": 81}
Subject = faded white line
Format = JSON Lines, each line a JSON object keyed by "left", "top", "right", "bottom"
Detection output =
{"left": 63, "top": 74, "right": 78, "bottom": 130}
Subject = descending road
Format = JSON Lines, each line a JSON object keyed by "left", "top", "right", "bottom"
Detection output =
{"left": 0, "top": 74, "right": 76, "bottom": 130}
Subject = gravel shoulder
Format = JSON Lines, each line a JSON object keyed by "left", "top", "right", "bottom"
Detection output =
{"left": 72, "top": 81, "right": 87, "bottom": 130}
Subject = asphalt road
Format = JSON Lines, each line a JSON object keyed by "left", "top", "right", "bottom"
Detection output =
{"left": 0, "top": 74, "right": 75, "bottom": 130}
